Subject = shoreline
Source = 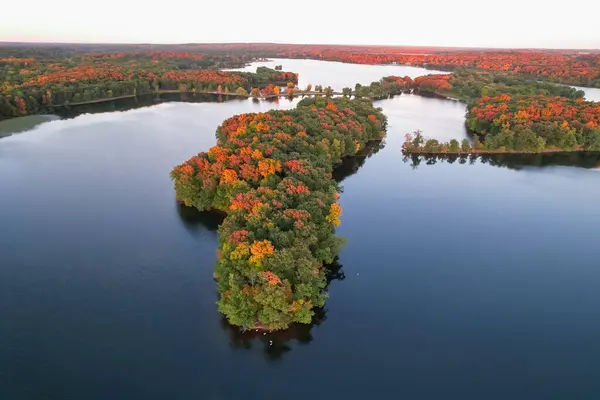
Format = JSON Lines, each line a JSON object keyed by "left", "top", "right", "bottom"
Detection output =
{"left": 403, "top": 147, "right": 592, "bottom": 156}
{"left": 0, "top": 89, "right": 345, "bottom": 121}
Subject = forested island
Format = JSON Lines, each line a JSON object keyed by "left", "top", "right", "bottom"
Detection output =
{"left": 170, "top": 97, "right": 386, "bottom": 329}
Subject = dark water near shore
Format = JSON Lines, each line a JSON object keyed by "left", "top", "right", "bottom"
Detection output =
{"left": 2, "top": 60, "right": 600, "bottom": 399}
{"left": 0, "top": 114, "right": 60, "bottom": 138}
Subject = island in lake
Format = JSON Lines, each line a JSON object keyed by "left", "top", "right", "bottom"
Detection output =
{"left": 171, "top": 96, "right": 386, "bottom": 329}
{"left": 2, "top": 43, "right": 600, "bottom": 330}
{"left": 3, "top": 37, "right": 600, "bottom": 400}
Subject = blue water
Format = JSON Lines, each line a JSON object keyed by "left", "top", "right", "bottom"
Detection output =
{"left": 1, "top": 60, "right": 600, "bottom": 399}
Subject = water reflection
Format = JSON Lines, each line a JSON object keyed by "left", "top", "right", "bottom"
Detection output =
{"left": 333, "top": 139, "right": 386, "bottom": 182}
{"left": 403, "top": 152, "right": 600, "bottom": 170}
{"left": 53, "top": 93, "right": 246, "bottom": 120}
{"left": 0, "top": 114, "right": 60, "bottom": 137}
{"left": 175, "top": 203, "right": 225, "bottom": 236}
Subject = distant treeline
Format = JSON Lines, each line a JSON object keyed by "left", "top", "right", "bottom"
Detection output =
{"left": 0, "top": 52, "right": 298, "bottom": 120}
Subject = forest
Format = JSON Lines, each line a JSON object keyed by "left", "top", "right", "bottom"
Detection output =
{"left": 120, "top": 43, "right": 600, "bottom": 88}
{"left": 170, "top": 97, "right": 386, "bottom": 329}
{"left": 2, "top": 43, "right": 599, "bottom": 89}
{"left": 0, "top": 53, "right": 297, "bottom": 119}
{"left": 400, "top": 69, "right": 600, "bottom": 153}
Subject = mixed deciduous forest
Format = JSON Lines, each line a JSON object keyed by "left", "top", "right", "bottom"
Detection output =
{"left": 4, "top": 42, "right": 595, "bottom": 86}
{"left": 398, "top": 69, "right": 600, "bottom": 153}
{"left": 0, "top": 51, "right": 297, "bottom": 119}
{"left": 170, "top": 97, "right": 386, "bottom": 329}
{"left": 2, "top": 43, "right": 600, "bottom": 119}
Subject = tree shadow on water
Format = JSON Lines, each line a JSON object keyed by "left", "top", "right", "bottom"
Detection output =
{"left": 333, "top": 139, "right": 386, "bottom": 182}
{"left": 402, "top": 151, "right": 600, "bottom": 170}
{"left": 219, "top": 258, "right": 345, "bottom": 361}
{"left": 53, "top": 93, "right": 246, "bottom": 120}
{"left": 175, "top": 202, "right": 225, "bottom": 238}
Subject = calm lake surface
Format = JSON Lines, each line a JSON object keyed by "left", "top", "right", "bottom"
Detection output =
{"left": 228, "top": 57, "right": 448, "bottom": 90}
{"left": 572, "top": 85, "right": 600, "bottom": 102}
{"left": 2, "top": 60, "right": 600, "bottom": 400}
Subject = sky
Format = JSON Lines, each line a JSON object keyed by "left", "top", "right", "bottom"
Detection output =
{"left": 2, "top": 0, "right": 599, "bottom": 49}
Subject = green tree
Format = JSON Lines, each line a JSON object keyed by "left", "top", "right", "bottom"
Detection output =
{"left": 424, "top": 139, "right": 441, "bottom": 152}
{"left": 461, "top": 138, "right": 471, "bottom": 152}
{"left": 411, "top": 130, "right": 424, "bottom": 148}
{"left": 236, "top": 87, "right": 248, "bottom": 96}
{"left": 448, "top": 139, "right": 460, "bottom": 153}
{"left": 472, "top": 134, "right": 483, "bottom": 150}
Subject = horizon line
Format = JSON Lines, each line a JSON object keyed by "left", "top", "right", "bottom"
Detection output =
{"left": 0, "top": 41, "right": 599, "bottom": 52}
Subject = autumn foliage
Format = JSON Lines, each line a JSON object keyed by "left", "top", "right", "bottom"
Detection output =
{"left": 160, "top": 70, "right": 247, "bottom": 90}
{"left": 414, "top": 74, "right": 453, "bottom": 92}
{"left": 0, "top": 50, "right": 295, "bottom": 119}
{"left": 397, "top": 67, "right": 600, "bottom": 153}
{"left": 273, "top": 47, "right": 600, "bottom": 87}
{"left": 171, "top": 97, "right": 386, "bottom": 329}
{"left": 186, "top": 43, "right": 600, "bottom": 87}
{"left": 466, "top": 94, "right": 600, "bottom": 151}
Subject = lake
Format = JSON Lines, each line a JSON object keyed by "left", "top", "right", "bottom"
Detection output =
{"left": 2, "top": 59, "right": 600, "bottom": 400}
{"left": 227, "top": 57, "right": 448, "bottom": 91}
{"left": 571, "top": 85, "right": 600, "bottom": 102}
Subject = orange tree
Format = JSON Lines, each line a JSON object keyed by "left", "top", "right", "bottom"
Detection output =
{"left": 171, "top": 97, "right": 386, "bottom": 329}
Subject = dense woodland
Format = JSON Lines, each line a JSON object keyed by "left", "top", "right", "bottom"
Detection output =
{"left": 0, "top": 52, "right": 297, "bottom": 119}
{"left": 170, "top": 97, "right": 386, "bottom": 329}
{"left": 331, "top": 70, "right": 599, "bottom": 153}
{"left": 312, "top": 51, "right": 600, "bottom": 88}
{"left": 109, "top": 43, "right": 600, "bottom": 87}
{"left": 399, "top": 69, "right": 600, "bottom": 153}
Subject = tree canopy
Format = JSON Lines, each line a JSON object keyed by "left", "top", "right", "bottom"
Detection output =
{"left": 171, "top": 97, "right": 386, "bottom": 329}
{"left": 0, "top": 52, "right": 297, "bottom": 120}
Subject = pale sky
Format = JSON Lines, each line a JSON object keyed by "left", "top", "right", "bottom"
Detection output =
{"left": 2, "top": 0, "right": 599, "bottom": 49}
